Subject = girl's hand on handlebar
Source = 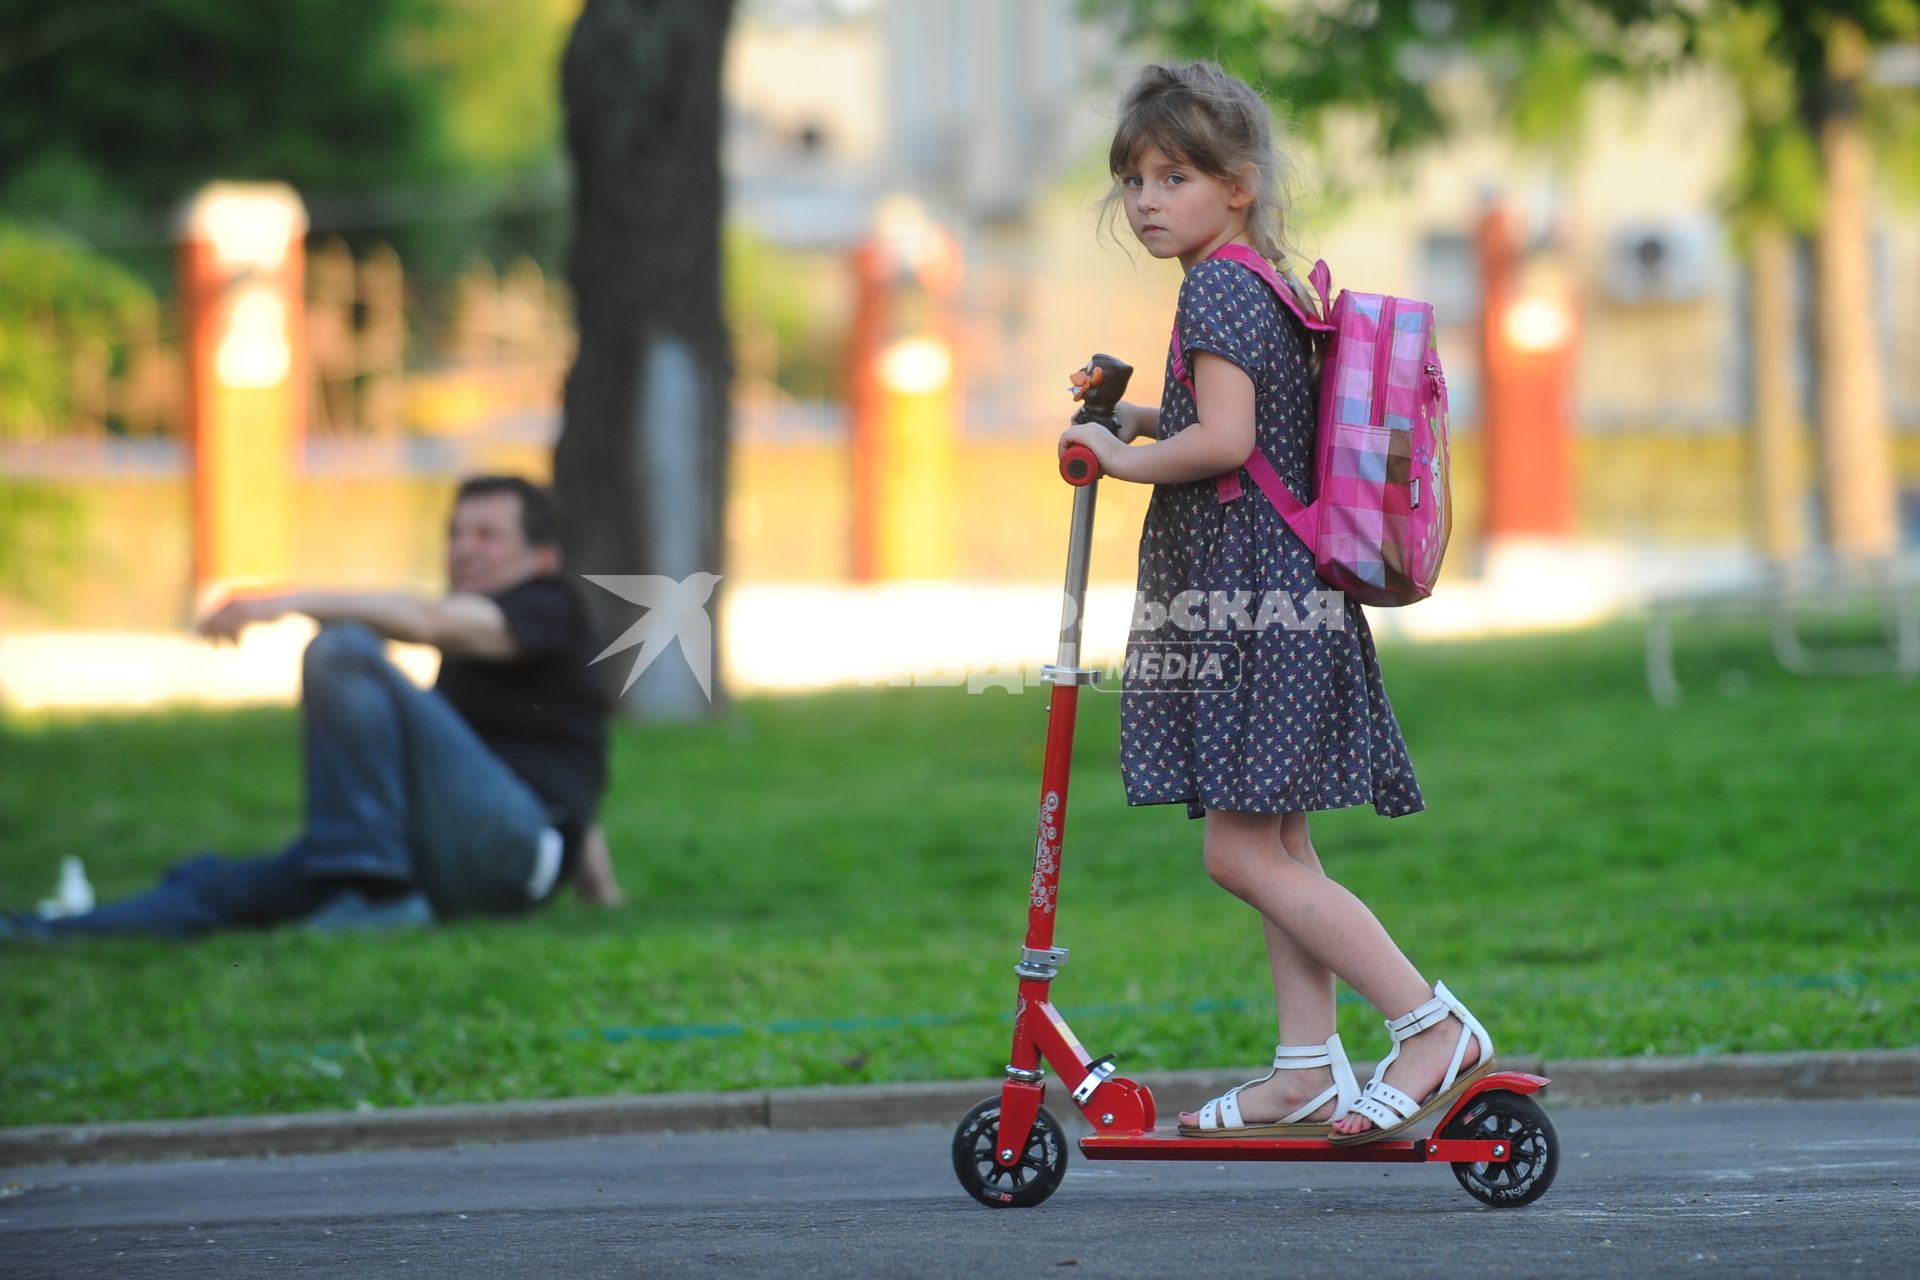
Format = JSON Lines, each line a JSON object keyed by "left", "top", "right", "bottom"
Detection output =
{"left": 1113, "top": 401, "right": 1158, "bottom": 443}
{"left": 1064, "top": 400, "right": 1153, "bottom": 443}
{"left": 1057, "top": 421, "right": 1123, "bottom": 474}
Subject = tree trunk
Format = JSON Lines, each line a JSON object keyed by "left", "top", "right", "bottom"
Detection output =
{"left": 1748, "top": 223, "right": 1805, "bottom": 564}
{"left": 555, "top": 0, "right": 737, "bottom": 719}
{"left": 1813, "top": 18, "right": 1896, "bottom": 559}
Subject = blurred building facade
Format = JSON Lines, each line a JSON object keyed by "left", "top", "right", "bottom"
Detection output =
{"left": 5, "top": 0, "right": 1920, "bottom": 643}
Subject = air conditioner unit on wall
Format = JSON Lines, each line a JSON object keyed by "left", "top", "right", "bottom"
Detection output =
{"left": 1604, "top": 219, "right": 1718, "bottom": 304}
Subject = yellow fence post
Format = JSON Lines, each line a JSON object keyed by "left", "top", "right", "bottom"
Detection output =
{"left": 877, "top": 334, "right": 958, "bottom": 580}
{"left": 178, "top": 183, "right": 307, "bottom": 602}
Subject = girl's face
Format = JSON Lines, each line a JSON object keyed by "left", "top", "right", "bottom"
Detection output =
{"left": 1118, "top": 144, "right": 1254, "bottom": 270}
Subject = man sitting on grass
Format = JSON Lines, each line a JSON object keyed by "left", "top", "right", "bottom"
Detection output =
{"left": 3, "top": 474, "right": 622, "bottom": 940}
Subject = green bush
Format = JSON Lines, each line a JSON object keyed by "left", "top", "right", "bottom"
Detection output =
{"left": 0, "top": 222, "right": 156, "bottom": 439}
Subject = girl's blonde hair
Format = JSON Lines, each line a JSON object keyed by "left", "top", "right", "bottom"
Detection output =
{"left": 1101, "top": 60, "right": 1307, "bottom": 281}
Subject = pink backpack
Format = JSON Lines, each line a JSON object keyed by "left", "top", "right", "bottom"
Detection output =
{"left": 1171, "top": 243, "right": 1452, "bottom": 608}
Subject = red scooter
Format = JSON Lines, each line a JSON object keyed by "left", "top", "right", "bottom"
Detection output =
{"left": 950, "top": 355, "right": 1559, "bottom": 1210}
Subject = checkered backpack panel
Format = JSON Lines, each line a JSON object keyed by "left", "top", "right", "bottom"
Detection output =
{"left": 1170, "top": 244, "right": 1452, "bottom": 607}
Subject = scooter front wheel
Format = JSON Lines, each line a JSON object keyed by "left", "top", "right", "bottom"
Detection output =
{"left": 1441, "top": 1090, "right": 1559, "bottom": 1208}
{"left": 951, "top": 1097, "right": 1069, "bottom": 1208}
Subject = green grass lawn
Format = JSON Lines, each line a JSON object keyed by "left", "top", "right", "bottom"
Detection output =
{"left": 2, "top": 617, "right": 1916, "bottom": 1128}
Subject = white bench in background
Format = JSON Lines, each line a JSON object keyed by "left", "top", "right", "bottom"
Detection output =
{"left": 1643, "top": 553, "right": 1920, "bottom": 705}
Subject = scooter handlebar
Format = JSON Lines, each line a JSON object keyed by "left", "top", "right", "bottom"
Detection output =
{"left": 1060, "top": 443, "right": 1100, "bottom": 486}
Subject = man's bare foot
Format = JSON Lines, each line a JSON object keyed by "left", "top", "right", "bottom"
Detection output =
{"left": 1328, "top": 1014, "right": 1481, "bottom": 1138}
{"left": 574, "top": 825, "right": 624, "bottom": 906}
{"left": 1179, "top": 1064, "right": 1337, "bottom": 1129}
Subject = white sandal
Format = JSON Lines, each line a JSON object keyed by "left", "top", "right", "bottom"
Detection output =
{"left": 1328, "top": 980, "right": 1496, "bottom": 1147}
{"left": 1178, "top": 1033, "right": 1361, "bottom": 1138}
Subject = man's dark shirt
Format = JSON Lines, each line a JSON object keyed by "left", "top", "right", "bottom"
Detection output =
{"left": 435, "top": 574, "right": 611, "bottom": 864}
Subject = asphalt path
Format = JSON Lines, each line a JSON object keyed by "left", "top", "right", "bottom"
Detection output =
{"left": 4, "top": 1098, "right": 1916, "bottom": 1277}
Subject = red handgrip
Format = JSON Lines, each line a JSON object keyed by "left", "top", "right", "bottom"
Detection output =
{"left": 1060, "top": 444, "right": 1100, "bottom": 486}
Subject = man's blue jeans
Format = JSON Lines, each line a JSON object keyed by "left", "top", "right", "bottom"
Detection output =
{"left": 48, "top": 624, "right": 553, "bottom": 939}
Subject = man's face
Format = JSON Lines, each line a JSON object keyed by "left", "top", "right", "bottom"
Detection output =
{"left": 447, "top": 492, "right": 557, "bottom": 595}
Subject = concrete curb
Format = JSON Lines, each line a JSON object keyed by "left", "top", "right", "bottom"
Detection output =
{"left": 3, "top": 1048, "right": 1915, "bottom": 1169}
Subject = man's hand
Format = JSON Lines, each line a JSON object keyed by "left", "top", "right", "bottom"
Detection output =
{"left": 194, "top": 593, "right": 290, "bottom": 645}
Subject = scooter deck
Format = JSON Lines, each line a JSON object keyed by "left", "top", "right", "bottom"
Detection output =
{"left": 1074, "top": 1070, "right": 1546, "bottom": 1164}
{"left": 1079, "top": 1131, "right": 1510, "bottom": 1164}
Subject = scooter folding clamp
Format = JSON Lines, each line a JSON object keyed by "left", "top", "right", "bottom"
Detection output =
{"left": 1041, "top": 665, "right": 1101, "bottom": 686}
{"left": 1071, "top": 1054, "right": 1118, "bottom": 1104}
{"left": 1014, "top": 946, "right": 1070, "bottom": 980}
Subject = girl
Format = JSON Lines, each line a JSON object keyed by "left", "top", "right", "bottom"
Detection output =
{"left": 1056, "top": 61, "right": 1493, "bottom": 1145}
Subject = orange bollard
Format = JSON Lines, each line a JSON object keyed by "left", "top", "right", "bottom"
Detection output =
{"left": 847, "top": 197, "right": 962, "bottom": 582}
{"left": 1476, "top": 204, "right": 1577, "bottom": 542}
{"left": 178, "top": 183, "right": 307, "bottom": 602}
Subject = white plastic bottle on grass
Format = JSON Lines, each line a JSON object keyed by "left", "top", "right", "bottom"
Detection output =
{"left": 37, "top": 856, "right": 95, "bottom": 919}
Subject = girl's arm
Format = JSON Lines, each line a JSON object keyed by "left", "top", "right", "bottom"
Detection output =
{"left": 1059, "top": 352, "right": 1253, "bottom": 485}
{"left": 1116, "top": 401, "right": 1160, "bottom": 442}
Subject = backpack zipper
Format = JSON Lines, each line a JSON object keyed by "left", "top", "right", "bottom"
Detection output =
{"left": 1412, "top": 357, "right": 1443, "bottom": 511}
{"left": 1372, "top": 296, "right": 1397, "bottom": 428}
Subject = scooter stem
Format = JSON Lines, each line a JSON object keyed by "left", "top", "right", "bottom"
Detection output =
{"left": 1025, "top": 486, "right": 1096, "bottom": 956}
{"left": 1055, "top": 351, "right": 1130, "bottom": 667}
{"left": 992, "top": 354, "right": 1161, "bottom": 1167}
{"left": 1056, "top": 482, "right": 1097, "bottom": 669}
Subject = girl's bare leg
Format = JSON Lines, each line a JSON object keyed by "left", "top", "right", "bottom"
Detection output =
{"left": 1267, "top": 812, "right": 1337, "bottom": 1044}
{"left": 1181, "top": 808, "right": 1481, "bottom": 1137}
{"left": 1178, "top": 811, "right": 1342, "bottom": 1127}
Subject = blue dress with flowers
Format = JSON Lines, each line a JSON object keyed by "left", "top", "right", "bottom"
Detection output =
{"left": 1118, "top": 258, "right": 1425, "bottom": 820}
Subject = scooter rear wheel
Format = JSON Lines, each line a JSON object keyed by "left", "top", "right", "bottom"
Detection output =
{"left": 1441, "top": 1090, "right": 1558, "bottom": 1207}
{"left": 951, "top": 1097, "right": 1069, "bottom": 1208}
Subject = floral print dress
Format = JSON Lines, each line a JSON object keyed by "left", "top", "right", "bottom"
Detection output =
{"left": 1118, "top": 257, "right": 1425, "bottom": 820}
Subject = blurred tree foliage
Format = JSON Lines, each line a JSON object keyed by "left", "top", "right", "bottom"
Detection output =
{"left": 0, "top": 1, "right": 579, "bottom": 270}
{"left": 0, "top": 1, "right": 452, "bottom": 216}
{"left": 0, "top": 224, "right": 154, "bottom": 598}
{"left": 724, "top": 223, "right": 848, "bottom": 402}
{"left": 0, "top": 223, "right": 156, "bottom": 437}
{"left": 1094, "top": 1, "right": 1917, "bottom": 221}
{"left": 1094, "top": 1, "right": 1691, "bottom": 166}
{"left": 410, "top": 0, "right": 577, "bottom": 180}
{"left": 1695, "top": 2, "right": 1920, "bottom": 240}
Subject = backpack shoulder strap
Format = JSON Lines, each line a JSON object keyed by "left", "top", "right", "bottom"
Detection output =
{"left": 1179, "top": 246, "right": 1329, "bottom": 520}
{"left": 1172, "top": 245, "right": 1333, "bottom": 392}
{"left": 1209, "top": 244, "right": 1333, "bottom": 333}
